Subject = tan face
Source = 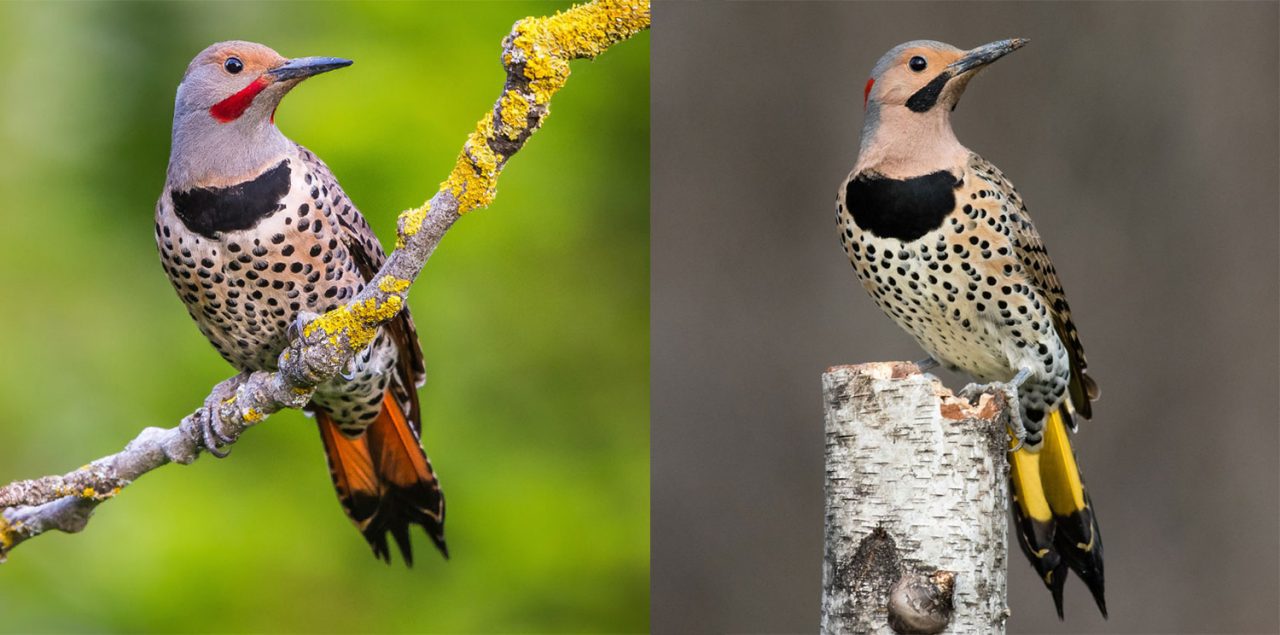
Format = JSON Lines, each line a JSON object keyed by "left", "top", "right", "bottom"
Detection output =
{"left": 864, "top": 39, "right": 1026, "bottom": 114}
{"left": 865, "top": 45, "right": 964, "bottom": 110}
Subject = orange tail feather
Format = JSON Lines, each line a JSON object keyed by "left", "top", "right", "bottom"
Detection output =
{"left": 317, "top": 390, "right": 447, "bottom": 564}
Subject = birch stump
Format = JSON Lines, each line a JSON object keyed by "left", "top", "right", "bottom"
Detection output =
{"left": 821, "top": 362, "right": 1010, "bottom": 634}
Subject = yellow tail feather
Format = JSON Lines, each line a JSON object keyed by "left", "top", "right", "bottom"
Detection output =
{"left": 1041, "top": 409, "right": 1087, "bottom": 517}
{"left": 1010, "top": 441, "right": 1052, "bottom": 526}
{"left": 1009, "top": 407, "right": 1107, "bottom": 619}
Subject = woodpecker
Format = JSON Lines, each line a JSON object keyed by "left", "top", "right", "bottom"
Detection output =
{"left": 836, "top": 39, "right": 1105, "bottom": 618}
{"left": 155, "top": 41, "right": 445, "bottom": 564}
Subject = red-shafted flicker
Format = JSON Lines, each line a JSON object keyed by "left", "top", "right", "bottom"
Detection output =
{"left": 155, "top": 41, "right": 445, "bottom": 564}
{"left": 836, "top": 39, "right": 1106, "bottom": 618}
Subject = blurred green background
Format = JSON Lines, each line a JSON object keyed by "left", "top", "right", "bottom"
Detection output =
{"left": 0, "top": 2, "right": 648, "bottom": 633}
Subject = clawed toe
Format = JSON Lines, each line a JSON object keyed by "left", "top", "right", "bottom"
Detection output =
{"left": 959, "top": 380, "right": 1028, "bottom": 453}
{"left": 197, "top": 409, "right": 232, "bottom": 458}
{"left": 209, "top": 415, "right": 236, "bottom": 446}
{"left": 194, "top": 374, "right": 248, "bottom": 458}
{"left": 959, "top": 382, "right": 992, "bottom": 403}
{"left": 288, "top": 311, "right": 320, "bottom": 342}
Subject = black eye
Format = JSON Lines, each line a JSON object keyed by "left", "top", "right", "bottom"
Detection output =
{"left": 224, "top": 57, "right": 243, "bottom": 74}
{"left": 909, "top": 56, "right": 928, "bottom": 72}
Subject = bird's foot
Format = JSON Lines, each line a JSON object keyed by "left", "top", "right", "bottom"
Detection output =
{"left": 287, "top": 310, "right": 321, "bottom": 343}
{"left": 192, "top": 372, "right": 249, "bottom": 458}
{"left": 338, "top": 359, "right": 357, "bottom": 382}
{"left": 960, "top": 372, "right": 1029, "bottom": 452}
{"left": 914, "top": 357, "right": 940, "bottom": 373}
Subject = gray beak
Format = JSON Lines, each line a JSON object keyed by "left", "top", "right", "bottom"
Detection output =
{"left": 268, "top": 56, "right": 353, "bottom": 81}
{"left": 946, "top": 38, "right": 1028, "bottom": 76}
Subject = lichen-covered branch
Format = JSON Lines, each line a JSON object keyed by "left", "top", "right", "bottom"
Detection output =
{"left": 0, "top": 0, "right": 650, "bottom": 562}
{"left": 821, "top": 362, "right": 1010, "bottom": 634}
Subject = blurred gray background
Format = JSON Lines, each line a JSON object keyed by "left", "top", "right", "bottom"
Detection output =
{"left": 651, "top": 2, "right": 1278, "bottom": 633}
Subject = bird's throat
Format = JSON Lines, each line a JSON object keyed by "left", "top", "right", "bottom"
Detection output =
{"left": 856, "top": 105, "right": 967, "bottom": 179}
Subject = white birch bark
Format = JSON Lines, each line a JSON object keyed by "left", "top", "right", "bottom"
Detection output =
{"left": 821, "top": 362, "right": 1010, "bottom": 634}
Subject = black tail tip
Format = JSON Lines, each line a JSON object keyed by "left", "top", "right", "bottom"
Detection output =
{"left": 431, "top": 534, "right": 450, "bottom": 560}
{"left": 364, "top": 522, "right": 447, "bottom": 566}
{"left": 1049, "top": 563, "right": 1067, "bottom": 620}
{"left": 1083, "top": 571, "right": 1107, "bottom": 618}
{"left": 1090, "top": 587, "right": 1108, "bottom": 619}
{"left": 1047, "top": 563, "right": 1108, "bottom": 620}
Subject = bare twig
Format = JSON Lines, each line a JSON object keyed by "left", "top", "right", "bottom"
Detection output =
{"left": 0, "top": 0, "right": 650, "bottom": 562}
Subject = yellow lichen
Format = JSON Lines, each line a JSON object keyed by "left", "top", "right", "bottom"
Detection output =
{"left": 0, "top": 516, "right": 14, "bottom": 551}
{"left": 396, "top": 203, "right": 431, "bottom": 249}
{"left": 509, "top": 0, "right": 649, "bottom": 105}
{"left": 302, "top": 295, "right": 404, "bottom": 352}
{"left": 440, "top": 116, "right": 504, "bottom": 213}
{"left": 431, "top": 0, "right": 647, "bottom": 217}
{"left": 81, "top": 487, "right": 95, "bottom": 498}
{"left": 378, "top": 275, "right": 410, "bottom": 295}
{"left": 243, "top": 408, "right": 264, "bottom": 424}
{"left": 498, "top": 91, "right": 532, "bottom": 140}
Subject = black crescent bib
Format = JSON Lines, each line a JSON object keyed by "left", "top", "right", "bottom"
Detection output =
{"left": 845, "top": 170, "right": 960, "bottom": 242}
{"left": 172, "top": 160, "right": 291, "bottom": 239}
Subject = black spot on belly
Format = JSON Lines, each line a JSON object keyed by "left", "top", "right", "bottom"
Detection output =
{"left": 171, "top": 161, "right": 291, "bottom": 239}
{"left": 845, "top": 171, "right": 960, "bottom": 242}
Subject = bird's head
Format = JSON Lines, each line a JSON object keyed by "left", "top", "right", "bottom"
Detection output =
{"left": 854, "top": 39, "right": 1026, "bottom": 177}
{"left": 176, "top": 41, "right": 351, "bottom": 126}
{"left": 167, "top": 41, "right": 351, "bottom": 189}
{"left": 863, "top": 38, "right": 1027, "bottom": 115}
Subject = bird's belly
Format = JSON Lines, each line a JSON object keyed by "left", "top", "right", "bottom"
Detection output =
{"left": 157, "top": 179, "right": 364, "bottom": 373}
{"left": 843, "top": 223, "right": 1014, "bottom": 381}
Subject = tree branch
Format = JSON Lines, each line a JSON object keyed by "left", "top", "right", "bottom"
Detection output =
{"left": 0, "top": 0, "right": 650, "bottom": 562}
{"left": 821, "top": 362, "right": 1010, "bottom": 634}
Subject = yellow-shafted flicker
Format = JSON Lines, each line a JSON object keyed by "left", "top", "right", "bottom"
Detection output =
{"left": 835, "top": 39, "right": 1106, "bottom": 618}
{"left": 155, "top": 41, "right": 445, "bottom": 564}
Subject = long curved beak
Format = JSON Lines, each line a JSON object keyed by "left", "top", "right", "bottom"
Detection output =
{"left": 268, "top": 56, "right": 353, "bottom": 82}
{"left": 947, "top": 38, "right": 1028, "bottom": 76}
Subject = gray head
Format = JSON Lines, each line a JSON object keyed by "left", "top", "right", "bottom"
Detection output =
{"left": 167, "top": 40, "right": 351, "bottom": 189}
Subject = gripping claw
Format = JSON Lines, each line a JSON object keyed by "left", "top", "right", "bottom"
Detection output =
{"left": 194, "top": 373, "right": 248, "bottom": 458}
{"left": 960, "top": 370, "right": 1031, "bottom": 453}
{"left": 288, "top": 311, "right": 321, "bottom": 343}
{"left": 200, "top": 415, "right": 232, "bottom": 459}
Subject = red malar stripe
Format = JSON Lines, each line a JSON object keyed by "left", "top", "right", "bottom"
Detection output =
{"left": 209, "top": 76, "right": 271, "bottom": 123}
{"left": 863, "top": 78, "right": 875, "bottom": 109}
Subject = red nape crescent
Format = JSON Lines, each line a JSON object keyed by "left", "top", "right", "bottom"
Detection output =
{"left": 863, "top": 78, "right": 875, "bottom": 109}
{"left": 210, "top": 75, "right": 271, "bottom": 123}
